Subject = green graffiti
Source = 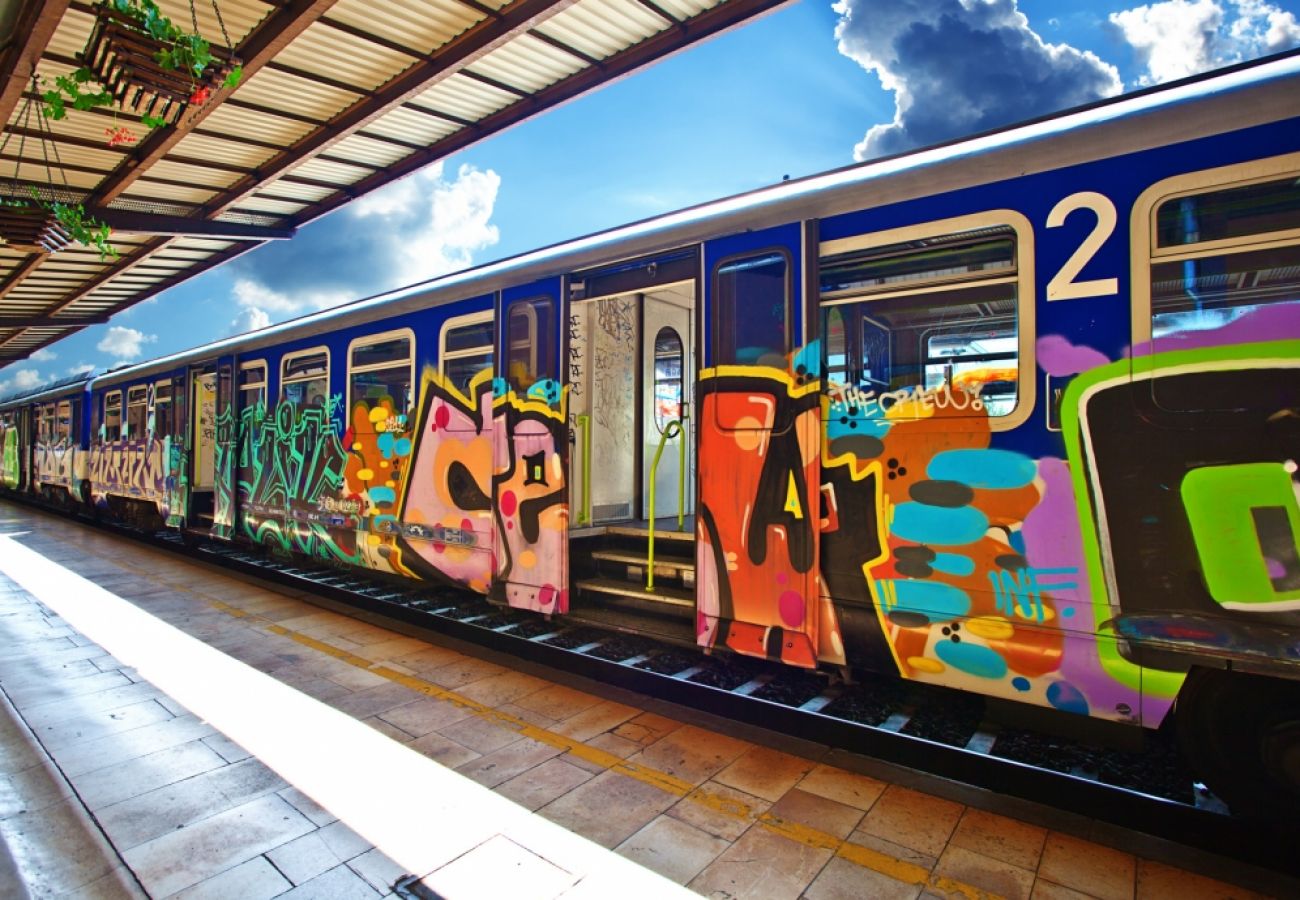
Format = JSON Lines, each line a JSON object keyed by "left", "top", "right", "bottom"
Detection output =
{"left": 1, "top": 424, "right": 17, "bottom": 489}
{"left": 1182, "top": 462, "right": 1300, "bottom": 609}
{"left": 237, "top": 395, "right": 362, "bottom": 565}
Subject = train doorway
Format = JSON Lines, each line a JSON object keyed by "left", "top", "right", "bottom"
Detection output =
{"left": 190, "top": 370, "right": 217, "bottom": 523}
{"left": 567, "top": 282, "right": 696, "bottom": 527}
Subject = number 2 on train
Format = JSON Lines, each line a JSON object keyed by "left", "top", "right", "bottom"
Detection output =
{"left": 1046, "top": 191, "right": 1120, "bottom": 301}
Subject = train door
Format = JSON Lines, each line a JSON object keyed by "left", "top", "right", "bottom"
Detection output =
{"left": 190, "top": 368, "right": 217, "bottom": 525}
{"left": 641, "top": 290, "right": 695, "bottom": 521}
{"left": 698, "top": 222, "right": 823, "bottom": 667}
{"left": 493, "top": 278, "right": 568, "bottom": 613}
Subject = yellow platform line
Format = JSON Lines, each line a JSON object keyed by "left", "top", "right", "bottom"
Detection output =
{"left": 96, "top": 543, "right": 1001, "bottom": 898}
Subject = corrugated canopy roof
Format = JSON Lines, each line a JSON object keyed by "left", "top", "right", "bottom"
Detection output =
{"left": 0, "top": 0, "right": 786, "bottom": 365}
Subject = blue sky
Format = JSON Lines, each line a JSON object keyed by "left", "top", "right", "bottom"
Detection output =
{"left": 4, "top": 0, "right": 1299, "bottom": 392}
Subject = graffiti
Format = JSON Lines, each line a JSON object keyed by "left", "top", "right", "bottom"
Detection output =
{"left": 90, "top": 430, "right": 171, "bottom": 518}
{"left": 0, "top": 421, "right": 17, "bottom": 489}
{"left": 493, "top": 377, "right": 568, "bottom": 614}
{"left": 397, "top": 366, "right": 495, "bottom": 593}
{"left": 697, "top": 357, "right": 824, "bottom": 668}
{"left": 827, "top": 380, "right": 985, "bottom": 417}
{"left": 238, "top": 395, "right": 360, "bottom": 564}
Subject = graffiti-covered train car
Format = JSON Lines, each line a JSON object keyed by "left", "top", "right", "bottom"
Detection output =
{"left": 0, "top": 375, "right": 93, "bottom": 505}
{"left": 3, "top": 52, "right": 1299, "bottom": 814}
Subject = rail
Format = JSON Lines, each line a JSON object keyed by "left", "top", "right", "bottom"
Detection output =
{"left": 645, "top": 416, "right": 685, "bottom": 591}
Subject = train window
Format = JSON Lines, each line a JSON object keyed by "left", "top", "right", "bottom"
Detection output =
{"left": 126, "top": 386, "right": 148, "bottom": 438}
{"left": 505, "top": 297, "right": 555, "bottom": 392}
{"left": 239, "top": 362, "right": 267, "bottom": 410}
{"left": 653, "top": 327, "right": 684, "bottom": 432}
{"left": 39, "top": 404, "right": 54, "bottom": 442}
{"left": 818, "top": 214, "right": 1034, "bottom": 430}
{"left": 714, "top": 251, "right": 790, "bottom": 366}
{"left": 281, "top": 348, "right": 329, "bottom": 410}
{"left": 348, "top": 330, "right": 413, "bottom": 421}
{"left": 103, "top": 391, "right": 122, "bottom": 442}
{"left": 1138, "top": 162, "right": 1300, "bottom": 411}
{"left": 153, "top": 381, "right": 172, "bottom": 436}
{"left": 56, "top": 401, "right": 72, "bottom": 442}
{"left": 441, "top": 311, "right": 494, "bottom": 395}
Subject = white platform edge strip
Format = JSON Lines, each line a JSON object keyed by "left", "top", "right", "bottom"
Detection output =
{"left": 0, "top": 534, "right": 691, "bottom": 898}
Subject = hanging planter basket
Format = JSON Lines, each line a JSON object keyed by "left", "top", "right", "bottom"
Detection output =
{"left": 0, "top": 202, "right": 72, "bottom": 254}
{"left": 79, "top": 3, "right": 241, "bottom": 126}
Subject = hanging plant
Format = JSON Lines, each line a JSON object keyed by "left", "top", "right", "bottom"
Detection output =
{"left": 43, "top": 0, "right": 242, "bottom": 135}
{"left": 0, "top": 79, "right": 118, "bottom": 261}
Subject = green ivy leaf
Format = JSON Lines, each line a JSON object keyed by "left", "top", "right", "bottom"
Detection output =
{"left": 141, "top": 113, "right": 167, "bottom": 129}
{"left": 224, "top": 65, "right": 243, "bottom": 90}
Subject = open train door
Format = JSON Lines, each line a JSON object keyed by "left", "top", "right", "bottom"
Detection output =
{"left": 698, "top": 223, "right": 823, "bottom": 667}
{"left": 492, "top": 277, "right": 569, "bottom": 614}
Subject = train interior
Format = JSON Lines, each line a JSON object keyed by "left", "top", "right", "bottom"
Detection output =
{"left": 564, "top": 256, "right": 700, "bottom": 641}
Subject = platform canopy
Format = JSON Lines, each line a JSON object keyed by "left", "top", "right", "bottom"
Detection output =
{"left": 0, "top": 0, "right": 786, "bottom": 366}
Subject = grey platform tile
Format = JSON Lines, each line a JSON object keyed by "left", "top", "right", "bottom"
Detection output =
{"left": 0, "top": 796, "right": 121, "bottom": 898}
{"left": 0, "top": 756, "right": 75, "bottom": 818}
{"left": 348, "top": 847, "right": 408, "bottom": 895}
{"left": 98, "top": 755, "right": 289, "bottom": 850}
{"left": 121, "top": 793, "right": 315, "bottom": 898}
{"left": 201, "top": 731, "right": 253, "bottom": 764}
{"left": 65, "top": 866, "right": 149, "bottom": 900}
{"left": 266, "top": 831, "right": 343, "bottom": 886}
{"left": 614, "top": 815, "right": 730, "bottom": 885}
{"left": 316, "top": 820, "right": 374, "bottom": 863}
{"left": 172, "top": 856, "right": 292, "bottom": 900}
{"left": 2, "top": 668, "right": 131, "bottom": 707}
{"left": 18, "top": 681, "right": 163, "bottom": 729}
{"left": 278, "top": 864, "right": 382, "bottom": 900}
{"left": 52, "top": 713, "right": 216, "bottom": 777}
{"left": 36, "top": 698, "right": 175, "bottom": 751}
{"left": 73, "top": 739, "right": 228, "bottom": 810}
{"left": 277, "top": 787, "right": 338, "bottom": 828}
{"left": 422, "top": 835, "right": 578, "bottom": 900}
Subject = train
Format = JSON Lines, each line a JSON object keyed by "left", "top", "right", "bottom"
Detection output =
{"left": 3, "top": 50, "right": 1299, "bottom": 817}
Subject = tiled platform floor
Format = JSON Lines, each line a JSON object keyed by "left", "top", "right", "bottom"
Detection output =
{"left": 0, "top": 501, "right": 1293, "bottom": 899}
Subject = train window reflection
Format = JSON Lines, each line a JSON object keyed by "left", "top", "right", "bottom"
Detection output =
{"left": 348, "top": 331, "right": 413, "bottom": 424}
{"left": 282, "top": 348, "right": 329, "bottom": 410}
{"left": 653, "top": 327, "right": 683, "bottom": 432}
{"left": 715, "top": 252, "right": 789, "bottom": 367}
{"left": 441, "top": 311, "right": 493, "bottom": 396}
{"left": 820, "top": 227, "right": 1020, "bottom": 420}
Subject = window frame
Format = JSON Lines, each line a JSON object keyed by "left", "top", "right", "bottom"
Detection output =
{"left": 346, "top": 328, "right": 415, "bottom": 420}
{"left": 239, "top": 361, "right": 268, "bottom": 408}
{"left": 153, "top": 379, "right": 173, "bottom": 436}
{"left": 280, "top": 346, "right": 330, "bottom": 407}
{"left": 440, "top": 310, "right": 494, "bottom": 397}
{"left": 103, "top": 390, "right": 123, "bottom": 442}
{"left": 817, "top": 210, "right": 1036, "bottom": 432}
{"left": 1130, "top": 151, "right": 1300, "bottom": 350}
{"left": 712, "top": 247, "right": 793, "bottom": 368}
{"left": 126, "top": 385, "right": 148, "bottom": 439}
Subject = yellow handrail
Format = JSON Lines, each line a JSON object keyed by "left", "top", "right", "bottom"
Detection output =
{"left": 646, "top": 416, "right": 684, "bottom": 591}
{"left": 575, "top": 414, "right": 591, "bottom": 526}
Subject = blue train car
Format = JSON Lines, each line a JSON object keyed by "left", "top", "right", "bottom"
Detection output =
{"left": 11, "top": 51, "right": 1300, "bottom": 812}
{"left": 0, "top": 374, "right": 94, "bottom": 505}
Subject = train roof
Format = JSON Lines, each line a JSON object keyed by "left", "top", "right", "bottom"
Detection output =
{"left": 0, "top": 373, "right": 95, "bottom": 409}
{"left": 90, "top": 49, "right": 1300, "bottom": 389}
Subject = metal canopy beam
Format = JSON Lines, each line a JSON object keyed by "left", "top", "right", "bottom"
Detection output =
{"left": 0, "top": 1, "right": 70, "bottom": 130}
{"left": 87, "top": 209, "right": 295, "bottom": 240}
{"left": 197, "top": 0, "right": 580, "bottom": 220}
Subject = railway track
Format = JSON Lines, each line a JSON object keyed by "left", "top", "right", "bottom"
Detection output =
{"left": 15, "top": 502, "right": 1298, "bottom": 879}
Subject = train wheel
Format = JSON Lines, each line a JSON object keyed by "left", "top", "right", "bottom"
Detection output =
{"left": 1176, "top": 668, "right": 1300, "bottom": 818}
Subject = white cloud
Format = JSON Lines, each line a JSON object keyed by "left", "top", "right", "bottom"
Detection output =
{"left": 30, "top": 348, "right": 57, "bottom": 362}
{"left": 229, "top": 305, "right": 271, "bottom": 335}
{"left": 1111, "top": 0, "right": 1300, "bottom": 84}
{"left": 388, "top": 163, "right": 501, "bottom": 285}
{"left": 96, "top": 326, "right": 157, "bottom": 361}
{"left": 834, "top": 0, "right": 1122, "bottom": 160}
{"left": 0, "top": 368, "right": 45, "bottom": 395}
{"left": 67, "top": 362, "right": 95, "bottom": 376}
{"left": 230, "top": 162, "right": 502, "bottom": 328}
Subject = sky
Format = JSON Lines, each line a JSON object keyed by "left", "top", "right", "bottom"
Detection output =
{"left": 3, "top": 0, "right": 1300, "bottom": 394}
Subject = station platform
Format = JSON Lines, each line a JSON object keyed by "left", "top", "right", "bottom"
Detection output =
{"left": 0, "top": 500, "right": 1292, "bottom": 899}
